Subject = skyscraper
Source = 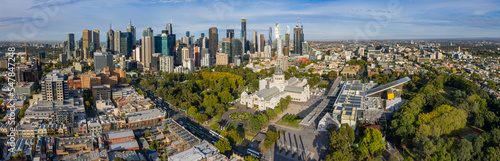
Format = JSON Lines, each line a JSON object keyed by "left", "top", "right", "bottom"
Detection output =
{"left": 251, "top": 30, "right": 257, "bottom": 53}
{"left": 114, "top": 30, "right": 121, "bottom": 53}
{"left": 168, "top": 34, "right": 176, "bottom": 56}
{"left": 126, "top": 20, "right": 136, "bottom": 48}
{"left": 294, "top": 16, "right": 304, "bottom": 55}
{"left": 106, "top": 24, "right": 114, "bottom": 53}
{"left": 226, "top": 29, "right": 234, "bottom": 39}
{"left": 222, "top": 38, "right": 231, "bottom": 56}
{"left": 120, "top": 32, "right": 132, "bottom": 57}
{"left": 268, "top": 27, "right": 272, "bottom": 47}
{"left": 275, "top": 23, "right": 283, "bottom": 56}
{"left": 186, "top": 31, "right": 190, "bottom": 37}
{"left": 259, "top": 34, "right": 265, "bottom": 53}
{"left": 94, "top": 52, "right": 114, "bottom": 72}
{"left": 231, "top": 38, "right": 243, "bottom": 65}
{"left": 93, "top": 30, "right": 100, "bottom": 51}
{"left": 154, "top": 33, "right": 169, "bottom": 56}
{"left": 166, "top": 23, "right": 173, "bottom": 35}
{"left": 142, "top": 27, "right": 154, "bottom": 69}
{"left": 66, "top": 33, "right": 75, "bottom": 59}
{"left": 241, "top": 19, "right": 247, "bottom": 52}
{"left": 285, "top": 25, "right": 290, "bottom": 47}
{"left": 82, "top": 30, "right": 92, "bottom": 50}
{"left": 209, "top": 27, "right": 218, "bottom": 60}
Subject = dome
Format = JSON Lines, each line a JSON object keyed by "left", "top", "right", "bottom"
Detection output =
{"left": 274, "top": 67, "right": 284, "bottom": 75}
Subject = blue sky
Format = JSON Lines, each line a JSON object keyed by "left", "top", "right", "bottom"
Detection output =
{"left": 1, "top": 0, "right": 500, "bottom": 42}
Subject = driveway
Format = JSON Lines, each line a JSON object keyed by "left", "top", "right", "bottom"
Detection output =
{"left": 221, "top": 107, "right": 257, "bottom": 127}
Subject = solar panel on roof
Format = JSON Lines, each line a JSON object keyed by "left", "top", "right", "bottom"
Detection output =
{"left": 346, "top": 112, "right": 352, "bottom": 115}
{"left": 336, "top": 107, "right": 343, "bottom": 110}
{"left": 345, "top": 107, "right": 353, "bottom": 111}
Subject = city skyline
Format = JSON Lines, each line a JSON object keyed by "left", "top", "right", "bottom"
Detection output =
{"left": 1, "top": 0, "right": 500, "bottom": 41}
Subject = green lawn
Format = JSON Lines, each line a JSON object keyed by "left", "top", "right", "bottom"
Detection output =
{"left": 277, "top": 114, "right": 302, "bottom": 127}
{"left": 277, "top": 118, "right": 302, "bottom": 127}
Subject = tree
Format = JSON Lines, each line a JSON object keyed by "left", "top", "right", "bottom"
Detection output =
{"left": 358, "top": 128, "right": 385, "bottom": 157}
{"left": 244, "top": 156, "right": 259, "bottom": 161}
{"left": 210, "top": 122, "right": 219, "bottom": 131}
{"left": 329, "top": 124, "right": 355, "bottom": 151}
{"left": 413, "top": 134, "right": 435, "bottom": 159}
{"left": 472, "top": 136, "right": 484, "bottom": 158}
{"left": 215, "top": 139, "right": 231, "bottom": 154}
{"left": 264, "top": 130, "right": 278, "bottom": 148}
{"left": 218, "top": 90, "right": 234, "bottom": 104}
{"left": 453, "top": 139, "right": 472, "bottom": 161}
{"left": 188, "top": 106, "right": 198, "bottom": 116}
{"left": 221, "top": 130, "right": 240, "bottom": 144}
{"left": 145, "top": 129, "right": 151, "bottom": 137}
{"left": 202, "top": 94, "right": 219, "bottom": 108}
{"left": 326, "top": 149, "right": 354, "bottom": 161}
{"left": 248, "top": 117, "right": 262, "bottom": 132}
{"left": 149, "top": 105, "right": 155, "bottom": 109}
{"left": 326, "top": 71, "right": 338, "bottom": 81}
{"left": 149, "top": 140, "right": 158, "bottom": 150}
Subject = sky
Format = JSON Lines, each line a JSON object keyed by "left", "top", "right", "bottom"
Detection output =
{"left": 1, "top": 0, "right": 500, "bottom": 42}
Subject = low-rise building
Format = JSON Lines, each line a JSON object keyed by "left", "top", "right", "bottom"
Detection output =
{"left": 126, "top": 109, "right": 165, "bottom": 128}
{"left": 168, "top": 141, "right": 227, "bottom": 161}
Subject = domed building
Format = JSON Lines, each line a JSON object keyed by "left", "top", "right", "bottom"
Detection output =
{"left": 240, "top": 67, "right": 310, "bottom": 111}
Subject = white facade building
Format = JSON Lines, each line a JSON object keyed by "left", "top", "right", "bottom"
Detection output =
{"left": 240, "top": 68, "right": 310, "bottom": 111}
{"left": 159, "top": 55, "right": 174, "bottom": 73}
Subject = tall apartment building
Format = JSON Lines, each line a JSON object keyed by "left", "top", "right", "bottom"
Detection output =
{"left": 41, "top": 72, "right": 69, "bottom": 101}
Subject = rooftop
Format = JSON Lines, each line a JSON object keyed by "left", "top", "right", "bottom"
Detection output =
{"left": 109, "top": 140, "right": 139, "bottom": 152}
{"left": 126, "top": 109, "right": 165, "bottom": 122}
{"left": 107, "top": 130, "right": 134, "bottom": 140}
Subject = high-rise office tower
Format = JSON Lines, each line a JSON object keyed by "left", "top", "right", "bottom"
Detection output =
{"left": 166, "top": 23, "right": 173, "bottom": 35}
{"left": 231, "top": 38, "right": 243, "bottom": 65}
{"left": 252, "top": 30, "right": 257, "bottom": 53}
{"left": 106, "top": 24, "right": 114, "bottom": 53}
{"left": 168, "top": 34, "right": 176, "bottom": 56}
{"left": 241, "top": 19, "right": 247, "bottom": 52}
{"left": 226, "top": 29, "right": 234, "bottom": 39}
{"left": 82, "top": 30, "right": 92, "bottom": 50}
{"left": 201, "top": 33, "right": 205, "bottom": 38}
{"left": 209, "top": 27, "right": 218, "bottom": 60}
{"left": 120, "top": 32, "right": 132, "bottom": 57}
{"left": 93, "top": 30, "right": 100, "bottom": 51}
{"left": 127, "top": 20, "right": 136, "bottom": 48}
{"left": 154, "top": 33, "right": 169, "bottom": 56}
{"left": 285, "top": 25, "right": 290, "bottom": 47}
{"left": 114, "top": 30, "right": 121, "bottom": 53}
{"left": 294, "top": 16, "right": 304, "bottom": 55}
{"left": 135, "top": 46, "right": 142, "bottom": 62}
{"left": 66, "top": 33, "right": 75, "bottom": 59}
{"left": 94, "top": 52, "right": 114, "bottom": 72}
{"left": 142, "top": 27, "right": 154, "bottom": 69}
{"left": 222, "top": 38, "right": 231, "bottom": 56}
{"left": 186, "top": 31, "right": 190, "bottom": 37}
{"left": 268, "top": 27, "right": 272, "bottom": 47}
{"left": 275, "top": 23, "right": 283, "bottom": 56}
{"left": 259, "top": 34, "right": 265, "bottom": 53}
{"left": 41, "top": 72, "right": 69, "bottom": 101}
{"left": 194, "top": 46, "right": 200, "bottom": 67}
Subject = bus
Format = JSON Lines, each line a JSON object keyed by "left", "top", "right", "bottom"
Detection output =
{"left": 247, "top": 148, "right": 261, "bottom": 159}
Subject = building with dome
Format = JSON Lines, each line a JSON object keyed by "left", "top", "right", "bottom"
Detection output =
{"left": 240, "top": 68, "right": 310, "bottom": 111}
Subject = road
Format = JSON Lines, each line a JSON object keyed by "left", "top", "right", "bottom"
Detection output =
{"left": 133, "top": 79, "right": 250, "bottom": 157}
